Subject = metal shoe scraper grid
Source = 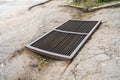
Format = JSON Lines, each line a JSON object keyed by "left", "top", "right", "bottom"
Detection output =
{"left": 26, "top": 20, "right": 101, "bottom": 60}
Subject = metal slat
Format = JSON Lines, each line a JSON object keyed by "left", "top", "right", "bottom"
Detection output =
{"left": 54, "top": 29, "right": 88, "bottom": 35}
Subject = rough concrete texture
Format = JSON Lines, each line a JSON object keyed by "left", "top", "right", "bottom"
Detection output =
{"left": 0, "top": 0, "right": 49, "bottom": 17}
{"left": 0, "top": 0, "right": 120, "bottom": 80}
{"left": 0, "top": 0, "right": 51, "bottom": 63}
{"left": 0, "top": 0, "right": 82, "bottom": 80}
{"left": 0, "top": 0, "right": 82, "bottom": 63}
{"left": 61, "top": 7, "right": 120, "bottom": 80}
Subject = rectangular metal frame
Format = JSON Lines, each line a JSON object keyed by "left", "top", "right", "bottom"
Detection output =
{"left": 26, "top": 20, "right": 101, "bottom": 60}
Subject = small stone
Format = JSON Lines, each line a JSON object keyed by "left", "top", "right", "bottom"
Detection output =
{"left": 0, "top": 63, "right": 4, "bottom": 68}
{"left": 30, "top": 63, "right": 38, "bottom": 67}
{"left": 81, "top": 14, "right": 85, "bottom": 16}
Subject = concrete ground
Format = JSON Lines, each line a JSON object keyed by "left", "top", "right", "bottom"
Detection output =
{"left": 0, "top": 0, "right": 82, "bottom": 80}
{"left": 0, "top": 0, "right": 120, "bottom": 80}
{"left": 61, "top": 7, "right": 120, "bottom": 80}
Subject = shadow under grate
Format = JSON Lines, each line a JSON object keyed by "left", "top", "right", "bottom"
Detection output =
{"left": 26, "top": 20, "right": 101, "bottom": 60}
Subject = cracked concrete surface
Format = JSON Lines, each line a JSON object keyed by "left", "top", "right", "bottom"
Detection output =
{"left": 0, "top": 0, "right": 82, "bottom": 63}
{"left": 0, "top": 0, "right": 82, "bottom": 80}
{"left": 0, "top": 0, "right": 51, "bottom": 63}
{"left": 0, "top": 0, "right": 120, "bottom": 80}
{"left": 61, "top": 7, "right": 120, "bottom": 80}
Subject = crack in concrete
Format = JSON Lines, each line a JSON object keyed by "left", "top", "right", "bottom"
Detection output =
{"left": 28, "top": 0, "right": 52, "bottom": 11}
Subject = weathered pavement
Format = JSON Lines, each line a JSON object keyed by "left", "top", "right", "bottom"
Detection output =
{"left": 0, "top": 0, "right": 120, "bottom": 80}
{"left": 61, "top": 8, "right": 120, "bottom": 80}
{"left": 0, "top": 0, "right": 82, "bottom": 80}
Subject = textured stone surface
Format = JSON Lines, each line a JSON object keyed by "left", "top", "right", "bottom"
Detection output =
{"left": 0, "top": 0, "right": 120, "bottom": 80}
{"left": 61, "top": 7, "right": 120, "bottom": 80}
{"left": 0, "top": 0, "right": 82, "bottom": 80}
{"left": 0, "top": 0, "right": 82, "bottom": 63}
